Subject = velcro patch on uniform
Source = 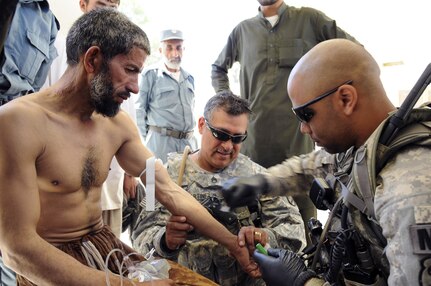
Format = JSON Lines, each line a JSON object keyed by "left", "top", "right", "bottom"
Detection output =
{"left": 415, "top": 206, "right": 431, "bottom": 224}
{"left": 410, "top": 224, "right": 431, "bottom": 254}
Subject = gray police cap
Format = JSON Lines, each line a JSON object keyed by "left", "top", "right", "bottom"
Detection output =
{"left": 160, "top": 29, "right": 184, "bottom": 41}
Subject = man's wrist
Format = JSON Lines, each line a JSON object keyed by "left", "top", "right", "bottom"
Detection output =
{"left": 153, "top": 228, "right": 180, "bottom": 260}
{"left": 224, "top": 233, "right": 240, "bottom": 250}
{"left": 160, "top": 233, "right": 177, "bottom": 252}
{"left": 257, "top": 173, "right": 270, "bottom": 195}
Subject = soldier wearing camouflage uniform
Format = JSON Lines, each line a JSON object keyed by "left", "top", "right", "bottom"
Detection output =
{"left": 221, "top": 39, "right": 431, "bottom": 286}
{"left": 125, "top": 91, "right": 306, "bottom": 286}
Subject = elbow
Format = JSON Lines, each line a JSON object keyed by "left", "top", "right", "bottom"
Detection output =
{"left": 1, "top": 245, "right": 23, "bottom": 273}
{"left": 1, "top": 233, "right": 36, "bottom": 273}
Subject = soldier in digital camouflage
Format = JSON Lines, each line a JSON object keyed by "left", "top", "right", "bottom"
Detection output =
{"left": 221, "top": 39, "right": 431, "bottom": 286}
{"left": 124, "top": 91, "right": 306, "bottom": 285}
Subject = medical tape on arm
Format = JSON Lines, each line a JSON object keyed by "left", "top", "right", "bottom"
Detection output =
{"left": 145, "top": 156, "right": 155, "bottom": 211}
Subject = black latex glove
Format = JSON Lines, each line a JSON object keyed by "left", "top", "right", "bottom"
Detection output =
{"left": 222, "top": 174, "right": 268, "bottom": 208}
{"left": 253, "top": 248, "right": 316, "bottom": 286}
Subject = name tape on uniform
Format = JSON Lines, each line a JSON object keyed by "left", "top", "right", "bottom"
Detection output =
{"left": 410, "top": 224, "right": 431, "bottom": 254}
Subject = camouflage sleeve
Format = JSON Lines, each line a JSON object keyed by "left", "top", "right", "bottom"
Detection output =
{"left": 260, "top": 194, "right": 306, "bottom": 253}
{"left": 246, "top": 158, "right": 307, "bottom": 252}
{"left": 264, "top": 149, "right": 336, "bottom": 197}
{"left": 375, "top": 146, "right": 431, "bottom": 285}
{"left": 130, "top": 203, "right": 180, "bottom": 260}
{"left": 122, "top": 182, "right": 147, "bottom": 233}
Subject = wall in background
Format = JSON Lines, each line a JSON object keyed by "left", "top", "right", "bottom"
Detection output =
{"left": 49, "top": 0, "right": 431, "bottom": 110}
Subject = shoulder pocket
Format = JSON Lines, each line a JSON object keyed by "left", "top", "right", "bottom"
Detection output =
{"left": 19, "top": 30, "right": 50, "bottom": 81}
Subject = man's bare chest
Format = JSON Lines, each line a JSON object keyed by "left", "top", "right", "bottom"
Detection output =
{"left": 36, "top": 126, "right": 120, "bottom": 194}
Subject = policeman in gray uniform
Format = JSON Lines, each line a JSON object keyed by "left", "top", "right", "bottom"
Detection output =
{"left": 125, "top": 91, "right": 305, "bottom": 286}
{"left": 136, "top": 29, "right": 197, "bottom": 163}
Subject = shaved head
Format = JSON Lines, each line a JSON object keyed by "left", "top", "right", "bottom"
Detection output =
{"left": 288, "top": 39, "right": 395, "bottom": 151}
{"left": 288, "top": 39, "right": 382, "bottom": 101}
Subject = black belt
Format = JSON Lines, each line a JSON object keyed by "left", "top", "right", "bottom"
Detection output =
{"left": 149, "top": 126, "right": 194, "bottom": 139}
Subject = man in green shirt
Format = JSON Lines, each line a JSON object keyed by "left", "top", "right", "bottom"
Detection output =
{"left": 211, "top": 0, "right": 358, "bottom": 245}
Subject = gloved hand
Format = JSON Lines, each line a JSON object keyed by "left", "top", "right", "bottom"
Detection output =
{"left": 253, "top": 248, "right": 316, "bottom": 286}
{"left": 222, "top": 174, "right": 268, "bottom": 208}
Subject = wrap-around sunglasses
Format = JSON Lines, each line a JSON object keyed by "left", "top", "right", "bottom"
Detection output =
{"left": 292, "top": 80, "right": 353, "bottom": 123}
{"left": 205, "top": 119, "right": 247, "bottom": 144}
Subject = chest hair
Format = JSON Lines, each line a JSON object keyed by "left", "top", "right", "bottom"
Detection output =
{"left": 81, "top": 147, "right": 100, "bottom": 193}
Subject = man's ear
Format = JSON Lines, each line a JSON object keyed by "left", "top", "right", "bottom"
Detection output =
{"left": 337, "top": 84, "right": 357, "bottom": 116}
{"left": 79, "top": 0, "right": 87, "bottom": 12}
{"left": 197, "top": 116, "right": 205, "bottom": 134}
{"left": 83, "top": 46, "right": 103, "bottom": 74}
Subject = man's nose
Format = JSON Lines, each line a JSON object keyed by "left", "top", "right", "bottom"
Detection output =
{"left": 220, "top": 139, "right": 234, "bottom": 150}
{"left": 300, "top": 122, "right": 311, "bottom": 134}
{"left": 127, "top": 79, "right": 139, "bottom": 94}
{"left": 108, "top": 3, "right": 119, "bottom": 9}
{"left": 171, "top": 50, "right": 180, "bottom": 57}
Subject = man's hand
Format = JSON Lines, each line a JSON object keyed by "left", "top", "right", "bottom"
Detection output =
{"left": 237, "top": 226, "right": 269, "bottom": 254}
{"left": 222, "top": 174, "right": 268, "bottom": 208}
{"left": 253, "top": 248, "right": 316, "bottom": 286}
{"left": 165, "top": 215, "right": 193, "bottom": 250}
{"left": 228, "top": 240, "right": 261, "bottom": 279}
{"left": 123, "top": 173, "right": 138, "bottom": 200}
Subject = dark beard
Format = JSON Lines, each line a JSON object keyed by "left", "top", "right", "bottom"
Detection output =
{"left": 258, "top": 0, "right": 277, "bottom": 6}
{"left": 90, "top": 67, "right": 121, "bottom": 117}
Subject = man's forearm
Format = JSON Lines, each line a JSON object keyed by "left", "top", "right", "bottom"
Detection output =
{"left": 211, "top": 64, "right": 230, "bottom": 92}
{"left": 160, "top": 178, "right": 237, "bottom": 247}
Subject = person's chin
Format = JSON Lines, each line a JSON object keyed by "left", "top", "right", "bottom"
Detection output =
{"left": 321, "top": 146, "right": 339, "bottom": 154}
{"left": 315, "top": 141, "right": 332, "bottom": 153}
{"left": 214, "top": 154, "right": 231, "bottom": 165}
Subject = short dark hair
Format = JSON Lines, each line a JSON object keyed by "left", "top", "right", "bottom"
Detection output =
{"left": 204, "top": 90, "right": 251, "bottom": 121}
{"left": 83, "top": 0, "right": 121, "bottom": 6}
{"left": 66, "top": 8, "right": 150, "bottom": 66}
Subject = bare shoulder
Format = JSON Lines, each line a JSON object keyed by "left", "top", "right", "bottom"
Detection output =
{"left": 0, "top": 95, "right": 48, "bottom": 158}
{"left": 0, "top": 96, "right": 46, "bottom": 131}
{"left": 108, "top": 109, "right": 140, "bottom": 138}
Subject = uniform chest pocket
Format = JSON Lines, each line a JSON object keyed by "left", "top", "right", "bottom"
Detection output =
{"left": 185, "top": 79, "right": 195, "bottom": 93}
{"left": 278, "top": 39, "right": 306, "bottom": 68}
{"left": 152, "top": 85, "right": 176, "bottom": 108}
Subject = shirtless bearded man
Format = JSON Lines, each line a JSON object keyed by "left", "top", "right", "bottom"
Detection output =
{"left": 0, "top": 8, "right": 259, "bottom": 286}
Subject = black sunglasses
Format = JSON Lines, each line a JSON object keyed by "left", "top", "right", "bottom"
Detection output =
{"left": 292, "top": 80, "right": 353, "bottom": 123}
{"left": 204, "top": 119, "right": 247, "bottom": 144}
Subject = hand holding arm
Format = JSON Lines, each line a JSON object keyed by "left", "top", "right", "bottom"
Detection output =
{"left": 237, "top": 226, "right": 269, "bottom": 254}
{"left": 164, "top": 215, "right": 193, "bottom": 250}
